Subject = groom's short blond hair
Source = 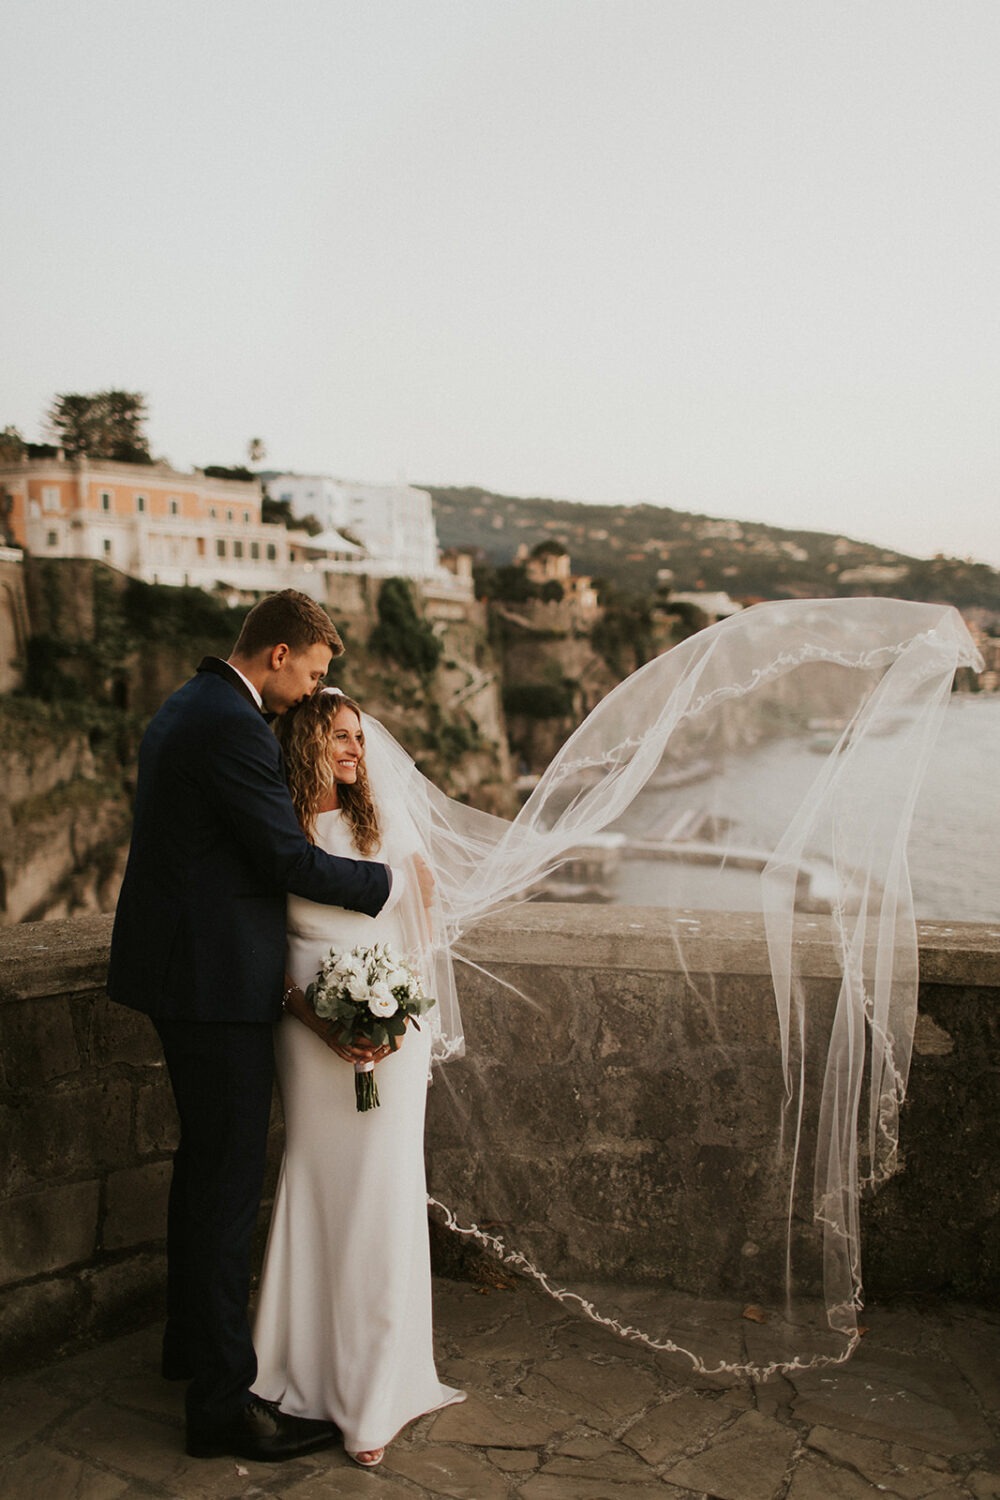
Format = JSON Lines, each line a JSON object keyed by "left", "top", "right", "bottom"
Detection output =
{"left": 232, "top": 590, "right": 344, "bottom": 660}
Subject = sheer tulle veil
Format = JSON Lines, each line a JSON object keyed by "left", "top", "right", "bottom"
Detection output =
{"left": 347, "top": 597, "right": 981, "bottom": 1377}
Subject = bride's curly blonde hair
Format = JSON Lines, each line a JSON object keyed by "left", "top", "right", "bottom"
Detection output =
{"left": 276, "top": 691, "right": 381, "bottom": 854}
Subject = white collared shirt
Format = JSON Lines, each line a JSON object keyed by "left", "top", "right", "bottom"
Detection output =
{"left": 228, "top": 662, "right": 263, "bottom": 710}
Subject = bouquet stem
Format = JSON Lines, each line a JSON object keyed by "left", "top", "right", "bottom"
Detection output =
{"left": 354, "top": 1060, "right": 380, "bottom": 1112}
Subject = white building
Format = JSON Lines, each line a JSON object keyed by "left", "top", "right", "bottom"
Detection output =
{"left": 265, "top": 474, "right": 444, "bottom": 582}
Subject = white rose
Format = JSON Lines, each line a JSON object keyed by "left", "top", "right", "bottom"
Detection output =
{"left": 387, "top": 966, "right": 412, "bottom": 993}
{"left": 369, "top": 984, "right": 399, "bottom": 1018}
{"left": 347, "top": 974, "right": 370, "bottom": 1002}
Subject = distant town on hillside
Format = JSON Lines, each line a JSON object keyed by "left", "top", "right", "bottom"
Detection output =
{"left": 426, "top": 485, "right": 1000, "bottom": 620}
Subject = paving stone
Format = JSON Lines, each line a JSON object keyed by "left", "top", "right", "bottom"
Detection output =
{"left": 517, "top": 1473, "right": 675, "bottom": 1499}
{"left": 0, "top": 1375, "right": 77, "bottom": 1459}
{"left": 660, "top": 1408, "right": 798, "bottom": 1500}
{"left": 487, "top": 1446, "right": 540, "bottom": 1471}
{"left": 517, "top": 1354, "right": 662, "bottom": 1428}
{"left": 458, "top": 1313, "right": 561, "bottom": 1363}
{"left": 740, "top": 1306, "right": 855, "bottom": 1378}
{"left": 383, "top": 1442, "right": 511, "bottom": 1498}
{"left": 48, "top": 1399, "right": 271, "bottom": 1497}
{"left": 538, "top": 1440, "right": 666, "bottom": 1482}
{"left": 936, "top": 1314, "right": 1000, "bottom": 1417}
{"left": 806, "top": 1422, "right": 953, "bottom": 1495}
{"left": 283, "top": 1455, "right": 418, "bottom": 1498}
{"left": 429, "top": 1388, "right": 567, "bottom": 1447}
{"left": 554, "top": 1433, "right": 633, "bottom": 1459}
{"left": 789, "top": 1350, "right": 995, "bottom": 1455}
{"left": 621, "top": 1389, "right": 745, "bottom": 1465}
{"left": 431, "top": 1281, "right": 546, "bottom": 1341}
{"left": 752, "top": 1370, "right": 797, "bottom": 1420}
{"left": 968, "top": 1471, "right": 1000, "bottom": 1499}
{"left": 432, "top": 1355, "right": 507, "bottom": 1395}
{"left": 2, "top": 1283, "right": 998, "bottom": 1500}
{"left": 0, "top": 1443, "right": 130, "bottom": 1500}
{"left": 573, "top": 1282, "right": 750, "bottom": 1384}
{"left": 786, "top": 1451, "right": 955, "bottom": 1500}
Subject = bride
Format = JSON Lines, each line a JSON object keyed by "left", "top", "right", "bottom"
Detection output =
{"left": 252, "top": 688, "right": 464, "bottom": 1468}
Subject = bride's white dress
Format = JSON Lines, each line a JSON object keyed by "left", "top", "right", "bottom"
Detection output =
{"left": 252, "top": 809, "right": 461, "bottom": 1453}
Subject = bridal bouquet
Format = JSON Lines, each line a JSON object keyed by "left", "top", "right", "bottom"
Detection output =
{"left": 306, "top": 942, "right": 436, "bottom": 1112}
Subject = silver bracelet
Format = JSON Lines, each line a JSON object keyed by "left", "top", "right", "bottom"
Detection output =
{"left": 282, "top": 983, "right": 297, "bottom": 1009}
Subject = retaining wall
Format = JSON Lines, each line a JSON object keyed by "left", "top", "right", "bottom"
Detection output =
{"left": 0, "top": 907, "right": 997, "bottom": 1371}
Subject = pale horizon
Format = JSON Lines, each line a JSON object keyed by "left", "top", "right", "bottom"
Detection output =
{"left": 3, "top": 1, "right": 998, "bottom": 568}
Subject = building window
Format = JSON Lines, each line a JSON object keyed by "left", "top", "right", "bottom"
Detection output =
{"left": 289, "top": 549, "right": 297, "bottom": 562}
{"left": 169, "top": 498, "right": 180, "bottom": 516}
{"left": 102, "top": 538, "right": 112, "bottom": 556}
{"left": 196, "top": 537, "right": 206, "bottom": 557}
{"left": 233, "top": 541, "right": 244, "bottom": 560}
{"left": 43, "top": 486, "right": 61, "bottom": 511}
{"left": 227, "top": 509, "right": 233, "bottom": 523}
{"left": 217, "top": 539, "right": 226, "bottom": 558}
{"left": 266, "top": 543, "right": 277, "bottom": 561}
{"left": 243, "top": 510, "right": 250, "bottom": 524}
{"left": 135, "top": 494, "right": 146, "bottom": 513}
{"left": 47, "top": 530, "right": 58, "bottom": 547}
{"left": 209, "top": 507, "right": 216, "bottom": 519}
{"left": 250, "top": 541, "right": 260, "bottom": 560}
{"left": 100, "top": 491, "right": 112, "bottom": 512}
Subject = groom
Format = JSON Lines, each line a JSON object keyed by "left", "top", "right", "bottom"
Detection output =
{"left": 109, "top": 589, "right": 404, "bottom": 1462}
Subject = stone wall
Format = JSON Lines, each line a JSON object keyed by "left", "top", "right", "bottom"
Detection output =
{"left": 0, "top": 908, "right": 997, "bottom": 1373}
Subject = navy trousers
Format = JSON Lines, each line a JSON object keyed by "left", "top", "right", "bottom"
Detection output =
{"left": 154, "top": 1018, "right": 275, "bottom": 1436}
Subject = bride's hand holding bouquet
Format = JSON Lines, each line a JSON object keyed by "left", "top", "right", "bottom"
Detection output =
{"left": 306, "top": 941, "right": 436, "bottom": 1111}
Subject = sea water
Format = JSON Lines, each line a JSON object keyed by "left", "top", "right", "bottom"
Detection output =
{"left": 609, "top": 694, "right": 1000, "bottom": 923}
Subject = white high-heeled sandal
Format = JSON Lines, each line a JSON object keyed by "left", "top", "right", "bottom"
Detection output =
{"left": 348, "top": 1447, "right": 385, "bottom": 1468}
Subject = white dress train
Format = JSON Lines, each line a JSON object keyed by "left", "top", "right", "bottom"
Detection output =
{"left": 252, "top": 809, "right": 461, "bottom": 1453}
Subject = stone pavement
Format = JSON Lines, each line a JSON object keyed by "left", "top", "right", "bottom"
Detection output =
{"left": 1, "top": 1278, "right": 998, "bottom": 1499}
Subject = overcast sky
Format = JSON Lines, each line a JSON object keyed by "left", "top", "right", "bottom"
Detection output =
{"left": 3, "top": 1, "right": 998, "bottom": 565}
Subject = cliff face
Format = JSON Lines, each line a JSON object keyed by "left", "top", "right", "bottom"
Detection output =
{"left": 0, "top": 559, "right": 515, "bottom": 924}
{"left": 0, "top": 704, "right": 133, "bottom": 923}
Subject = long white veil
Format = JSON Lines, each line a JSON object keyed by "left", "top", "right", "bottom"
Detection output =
{"left": 356, "top": 597, "right": 981, "bottom": 1376}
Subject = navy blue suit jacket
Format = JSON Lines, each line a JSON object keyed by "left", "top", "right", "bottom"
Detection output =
{"left": 108, "top": 658, "right": 391, "bottom": 1022}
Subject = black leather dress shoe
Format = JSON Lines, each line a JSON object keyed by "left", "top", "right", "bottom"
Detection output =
{"left": 186, "top": 1398, "right": 339, "bottom": 1461}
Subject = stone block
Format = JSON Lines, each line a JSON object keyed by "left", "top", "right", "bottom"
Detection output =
{"left": 5, "top": 1078, "right": 133, "bottom": 1189}
{"left": 91, "top": 998, "right": 163, "bottom": 1068}
{"left": 135, "top": 1082, "right": 178, "bottom": 1155}
{"left": 0, "top": 1275, "right": 87, "bottom": 1374}
{"left": 102, "top": 1161, "right": 171, "bottom": 1251}
{"left": 82, "top": 1250, "right": 167, "bottom": 1344}
{"left": 0, "top": 997, "right": 80, "bottom": 1086}
{"left": 0, "top": 1181, "right": 98, "bottom": 1285}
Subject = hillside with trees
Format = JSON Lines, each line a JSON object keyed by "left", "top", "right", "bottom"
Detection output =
{"left": 427, "top": 486, "right": 1000, "bottom": 616}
